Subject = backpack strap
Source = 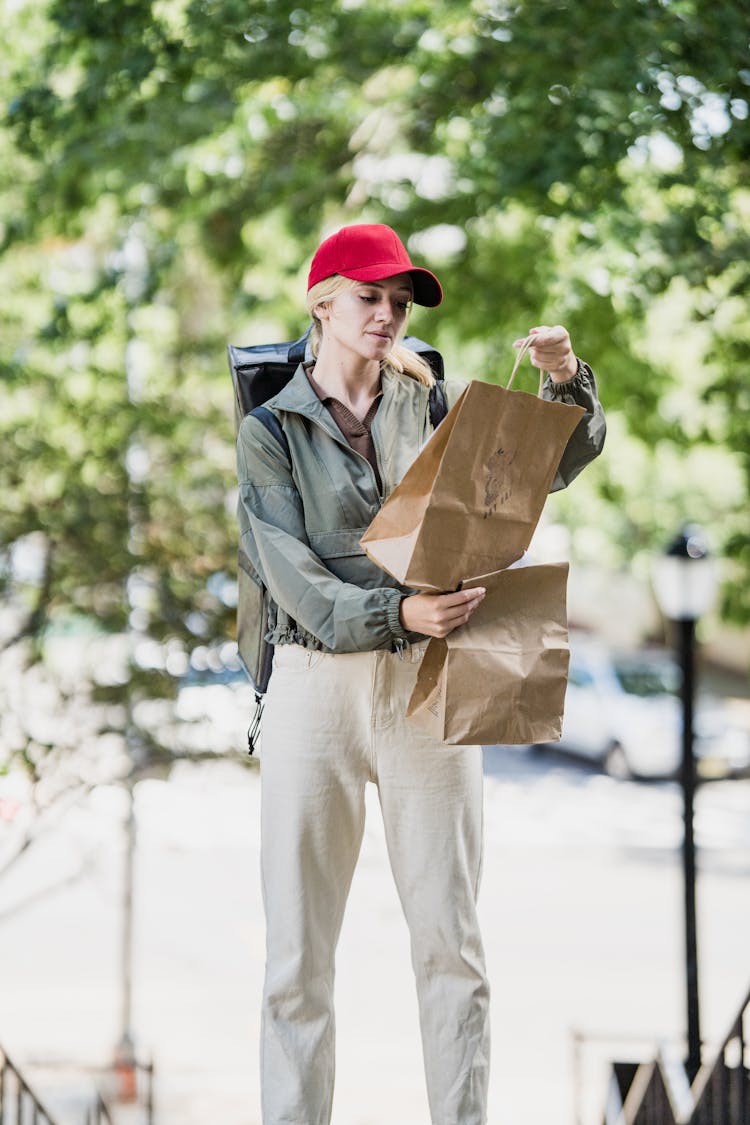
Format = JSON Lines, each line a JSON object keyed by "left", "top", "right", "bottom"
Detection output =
{"left": 288, "top": 327, "right": 312, "bottom": 365}
{"left": 428, "top": 381, "right": 448, "bottom": 430}
{"left": 250, "top": 405, "right": 290, "bottom": 459}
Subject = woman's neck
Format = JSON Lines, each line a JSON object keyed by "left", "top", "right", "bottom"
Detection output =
{"left": 311, "top": 344, "right": 382, "bottom": 414}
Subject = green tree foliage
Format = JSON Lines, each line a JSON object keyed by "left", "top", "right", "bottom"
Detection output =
{"left": 1, "top": 0, "right": 748, "bottom": 783}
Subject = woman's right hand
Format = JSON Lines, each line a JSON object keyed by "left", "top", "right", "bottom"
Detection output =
{"left": 399, "top": 587, "right": 486, "bottom": 639}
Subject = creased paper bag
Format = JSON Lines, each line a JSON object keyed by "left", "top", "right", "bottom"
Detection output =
{"left": 360, "top": 380, "right": 584, "bottom": 592}
{"left": 405, "top": 564, "right": 570, "bottom": 745}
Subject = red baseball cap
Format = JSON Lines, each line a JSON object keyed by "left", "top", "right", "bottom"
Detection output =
{"left": 307, "top": 223, "right": 443, "bottom": 307}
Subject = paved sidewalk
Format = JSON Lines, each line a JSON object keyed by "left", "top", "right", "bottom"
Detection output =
{"left": 1, "top": 754, "right": 749, "bottom": 1124}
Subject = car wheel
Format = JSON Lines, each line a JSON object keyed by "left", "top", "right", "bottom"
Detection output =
{"left": 603, "top": 742, "right": 632, "bottom": 780}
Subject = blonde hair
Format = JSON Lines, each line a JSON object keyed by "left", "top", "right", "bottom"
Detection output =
{"left": 306, "top": 275, "right": 436, "bottom": 387}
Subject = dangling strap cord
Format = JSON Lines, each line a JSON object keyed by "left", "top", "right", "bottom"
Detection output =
{"left": 247, "top": 693, "right": 264, "bottom": 756}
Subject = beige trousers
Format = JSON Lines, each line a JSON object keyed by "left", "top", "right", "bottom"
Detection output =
{"left": 259, "top": 643, "right": 489, "bottom": 1125}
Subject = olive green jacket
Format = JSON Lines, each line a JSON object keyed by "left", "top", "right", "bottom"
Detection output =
{"left": 236, "top": 362, "right": 605, "bottom": 654}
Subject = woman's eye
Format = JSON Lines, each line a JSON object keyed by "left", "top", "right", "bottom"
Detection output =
{"left": 358, "top": 293, "right": 410, "bottom": 310}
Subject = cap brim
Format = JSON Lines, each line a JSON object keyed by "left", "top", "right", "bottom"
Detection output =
{"left": 409, "top": 268, "right": 443, "bottom": 308}
{"left": 341, "top": 263, "right": 443, "bottom": 307}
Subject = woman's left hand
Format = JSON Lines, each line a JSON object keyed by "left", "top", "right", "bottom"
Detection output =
{"left": 514, "top": 325, "right": 578, "bottom": 384}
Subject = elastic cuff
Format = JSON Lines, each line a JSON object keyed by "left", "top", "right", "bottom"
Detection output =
{"left": 384, "top": 589, "right": 409, "bottom": 642}
{"left": 546, "top": 359, "right": 591, "bottom": 396}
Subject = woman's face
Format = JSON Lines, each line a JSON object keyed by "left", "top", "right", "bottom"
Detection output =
{"left": 316, "top": 274, "right": 413, "bottom": 365}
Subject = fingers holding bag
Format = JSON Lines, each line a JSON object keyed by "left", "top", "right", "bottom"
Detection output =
{"left": 513, "top": 325, "right": 578, "bottom": 384}
{"left": 399, "top": 587, "right": 487, "bottom": 638}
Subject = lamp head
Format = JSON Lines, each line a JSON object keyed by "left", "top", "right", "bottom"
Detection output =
{"left": 652, "top": 524, "right": 718, "bottom": 622}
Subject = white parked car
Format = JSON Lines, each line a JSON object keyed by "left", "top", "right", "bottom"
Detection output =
{"left": 537, "top": 639, "right": 750, "bottom": 780}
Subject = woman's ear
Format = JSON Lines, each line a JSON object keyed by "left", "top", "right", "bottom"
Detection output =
{"left": 313, "top": 301, "right": 329, "bottom": 322}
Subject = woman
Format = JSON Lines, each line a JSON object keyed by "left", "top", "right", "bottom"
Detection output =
{"left": 236, "top": 223, "right": 605, "bottom": 1125}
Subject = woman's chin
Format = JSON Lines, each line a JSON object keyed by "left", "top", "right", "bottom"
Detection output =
{"left": 365, "top": 335, "right": 393, "bottom": 356}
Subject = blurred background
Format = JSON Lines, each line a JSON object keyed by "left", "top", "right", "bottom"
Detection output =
{"left": 1, "top": 0, "right": 749, "bottom": 1122}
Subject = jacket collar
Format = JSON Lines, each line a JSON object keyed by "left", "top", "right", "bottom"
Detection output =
{"left": 273, "top": 363, "right": 323, "bottom": 414}
{"left": 274, "top": 363, "right": 405, "bottom": 417}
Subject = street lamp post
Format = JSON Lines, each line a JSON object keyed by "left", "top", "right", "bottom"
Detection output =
{"left": 652, "top": 524, "right": 718, "bottom": 1083}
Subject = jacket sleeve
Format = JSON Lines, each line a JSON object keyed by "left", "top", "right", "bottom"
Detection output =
{"left": 236, "top": 414, "right": 409, "bottom": 653}
{"left": 542, "top": 360, "right": 606, "bottom": 491}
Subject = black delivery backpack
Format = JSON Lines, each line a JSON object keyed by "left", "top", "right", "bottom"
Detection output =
{"left": 228, "top": 327, "right": 446, "bottom": 749}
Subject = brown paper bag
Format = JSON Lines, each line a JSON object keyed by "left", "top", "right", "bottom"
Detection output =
{"left": 360, "top": 354, "right": 585, "bottom": 592}
{"left": 405, "top": 563, "right": 570, "bottom": 745}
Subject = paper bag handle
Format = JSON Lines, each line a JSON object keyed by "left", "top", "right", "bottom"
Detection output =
{"left": 506, "top": 336, "right": 545, "bottom": 397}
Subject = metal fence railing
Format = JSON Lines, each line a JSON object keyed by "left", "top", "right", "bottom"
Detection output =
{"left": 0, "top": 1045, "right": 142, "bottom": 1125}
{"left": 85, "top": 1089, "right": 113, "bottom": 1125}
{"left": 620, "top": 1059, "right": 678, "bottom": 1125}
{"left": 601, "top": 984, "right": 750, "bottom": 1124}
{"left": 0, "top": 1044, "right": 59, "bottom": 1125}
{"left": 111, "top": 1057, "right": 155, "bottom": 1125}
{"left": 689, "top": 985, "right": 750, "bottom": 1125}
